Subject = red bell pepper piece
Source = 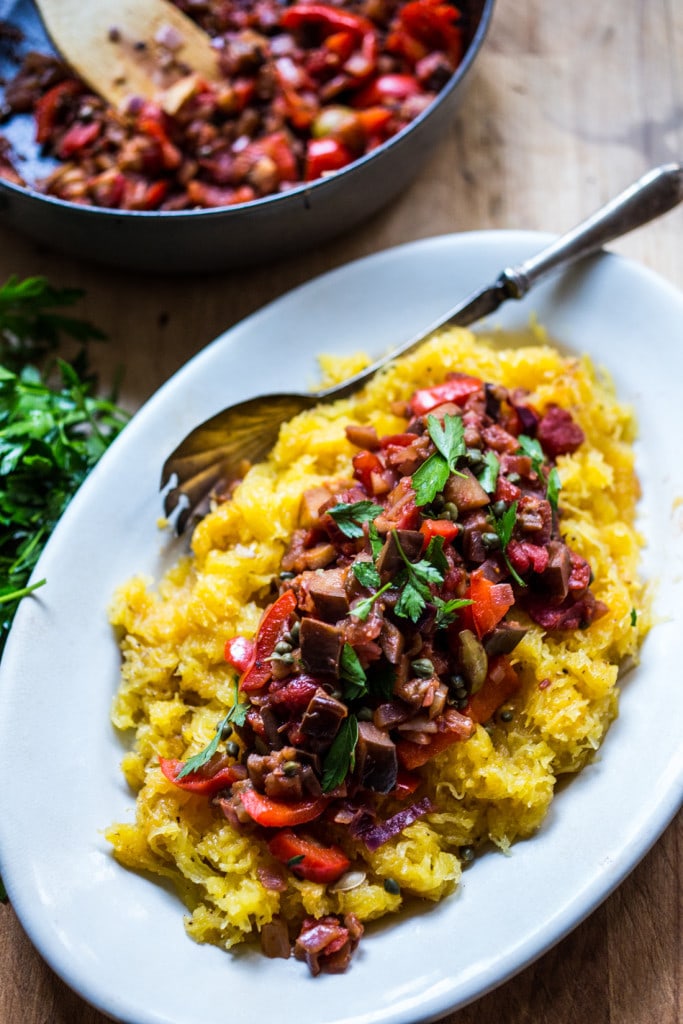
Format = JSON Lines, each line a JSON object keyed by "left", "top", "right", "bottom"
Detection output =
{"left": 304, "top": 137, "right": 354, "bottom": 180}
{"left": 57, "top": 120, "right": 101, "bottom": 158}
{"left": 398, "top": 0, "right": 464, "bottom": 64}
{"left": 410, "top": 373, "right": 483, "bottom": 416}
{"left": 34, "top": 80, "right": 82, "bottom": 144}
{"left": 224, "top": 635, "right": 256, "bottom": 673}
{"left": 420, "top": 518, "right": 459, "bottom": 549}
{"left": 467, "top": 568, "right": 515, "bottom": 639}
{"left": 159, "top": 756, "right": 242, "bottom": 796}
{"left": 396, "top": 708, "right": 473, "bottom": 769}
{"left": 465, "top": 654, "right": 521, "bottom": 724}
{"left": 240, "top": 789, "right": 328, "bottom": 827}
{"left": 281, "top": 4, "right": 375, "bottom": 41}
{"left": 391, "top": 768, "right": 422, "bottom": 800}
{"left": 353, "top": 73, "right": 421, "bottom": 108}
{"left": 240, "top": 590, "right": 298, "bottom": 692}
{"left": 268, "top": 829, "right": 350, "bottom": 883}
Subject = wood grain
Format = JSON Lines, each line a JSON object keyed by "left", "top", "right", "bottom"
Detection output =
{"left": 0, "top": 1, "right": 681, "bottom": 1021}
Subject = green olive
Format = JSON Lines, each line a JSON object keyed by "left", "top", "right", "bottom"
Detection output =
{"left": 459, "top": 628, "right": 488, "bottom": 693}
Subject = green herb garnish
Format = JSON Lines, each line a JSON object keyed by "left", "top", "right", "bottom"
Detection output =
{"left": 368, "top": 521, "right": 383, "bottom": 560}
{"left": 352, "top": 560, "right": 381, "bottom": 591}
{"left": 490, "top": 500, "right": 526, "bottom": 587}
{"left": 351, "top": 580, "right": 393, "bottom": 622}
{"left": 547, "top": 466, "right": 562, "bottom": 511}
{"left": 327, "top": 499, "right": 384, "bottom": 538}
{"left": 412, "top": 413, "right": 466, "bottom": 507}
{"left": 176, "top": 679, "right": 248, "bottom": 779}
{"left": 0, "top": 279, "right": 129, "bottom": 654}
{"left": 477, "top": 450, "right": 500, "bottom": 494}
{"left": 630, "top": 607, "right": 638, "bottom": 627}
{"left": 321, "top": 714, "right": 359, "bottom": 791}
{"left": 516, "top": 434, "right": 545, "bottom": 475}
{"left": 393, "top": 529, "right": 445, "bottom": 623}
{"left": 340, "top": 643, "right": 368, "bottom": 699}
{"left": 433, "top": 596, "right": 473, "bottom": 629}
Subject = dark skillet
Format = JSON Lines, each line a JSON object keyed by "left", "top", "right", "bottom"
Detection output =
{"left": 0, "top": 0, "right": 494, "bottom": 274}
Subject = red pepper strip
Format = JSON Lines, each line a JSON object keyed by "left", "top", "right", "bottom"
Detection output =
{"left": 240, "top": 789, "right": 328, "bottom": 828}
{"left": 353, "top": 73, "right": 421, "bottom": 108}
{"left": 410, "top": 374, "right": 483, "bottom": 416}
{"left": 159, "top": 757, "right": 242, "bottom": 796}
{"left": 240, "top": 590, "right": 298, "bottom": 692}
{"left": 268, "top": 829, "right": 350, "bottom": 883}
{"left": 465, "top": 654, "right": 521, "bottom": 725}
{"left": 352, "top": 449, "right": 386, "bottom": 493}
{"left": 391, "top": 769, "right": 421, "bottom": 800}
{"left": 420, "top": 518, "right": 459, "bottom": 549}
{"left": 34, "top": 80, "right": 82, "bottom": 144}
{"left": 357, "top": 106, "right": 393, "bottom": 138}
{"left": 399, "top": 0, "right": 464, "bottom": 63}
{"left": 281, "top": 4, "right": 375, "bottom": 40}
{"left": 396, "top": 708, "right": 473, "bottom": 770}
{"left": 57, "top": 120, "right": 101, "bottom": 158}
{"left": 224, "top": 636, "right": 256, "bottom": 673}
{"left": 379, "top": 432, "right": 417, "bottom": 448}
{"left": 304, "top": 137, "right": 354, "bottom": 180}
{"left": 137, "top": 107, "right": 182, "bottom": 169}
{"left": 468, "top": 568, "right": 515, "bottom": 639}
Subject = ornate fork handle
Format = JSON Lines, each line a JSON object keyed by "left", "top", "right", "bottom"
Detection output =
{"left": 162, "top": 163, "right": 683, "bottom": 533}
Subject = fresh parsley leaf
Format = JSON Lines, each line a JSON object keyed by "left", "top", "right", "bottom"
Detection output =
{"left": 412, "top": 452, "right": 450, "bottom": 507}
{"left": 350, "top": 580, "right": 392, "bottom": 621}
{"left": 287, "top": 854, "right": 305, "bottom": 867}
{"left": 433, "top": 596, "right": 473, "bottom": 629}
{"left": 368, "top": 663, "right": 396, "bottom": 701}
{"left": 327, "top": 499, "right": 384, "bottom": 538}
{"left": 630, "top": 607, "right": 638, "bottom": 627}
{"left": 427, "top": 413, "right": 466, "bottom": 470}
{"left": 322, "top": 715, "right": 358, "bottom": 791}
{"left": 340, "top": 643, "right": 368, "bottom": 699}
{"left": 353, "top": 560, "right": 381, "bottom": 591}
{"left": 477, "top": 450, "right": 500, "bottom": 494}
{"left": 177, "top": 679, "right": 248, "bottom": 778}
{"left": 546, "top": 466, "right": 562, "bottom": 511}
{"left": 395, "top": 577, "right": 431, "bottom": 622}
{"left": 516, "top": 434, "right": 545, "bottom": 475}
{"left": 425, "top": 535, "right": 448, "bottom": 575}
{"left": 368, "top": 521, "right": 383, "bottom": 560}
{"left": 490, "top": 501, "right": 526, "bottom": 587}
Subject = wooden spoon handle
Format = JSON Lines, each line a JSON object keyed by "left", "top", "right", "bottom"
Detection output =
{"left": 35, "top": 0, "right": 220, "bottom": 110}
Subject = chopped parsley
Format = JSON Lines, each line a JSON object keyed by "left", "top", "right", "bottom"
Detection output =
{"left": 393, "top": 529, "right": 445, "bottom": 623}
{"left": 176, "top": 679, "right": 248, "bottom": 779}
{"left": 327, "top": 499, "right": 383, "bottom": 538}
{"left": 477, "top": 449, "right": 500, "bottom": 494}
{"left": 340, "top": 643, "right": 368, "bottom": 699}
{"left": 412, "top": 413, "right": 466, "bottom": 507}
{"left": 490, "top": 500, "right": 526, "bottom": 587}
{"left": 321, "top": 714, "right": 358, "bottom": 792}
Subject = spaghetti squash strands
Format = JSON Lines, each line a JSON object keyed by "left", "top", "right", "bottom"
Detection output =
{"left": 107, "top": 325, "right": 647, "bottom": 968}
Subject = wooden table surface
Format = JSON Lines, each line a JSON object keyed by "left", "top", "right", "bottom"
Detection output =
{"left": 0, "top": 1, "right": 681, "bottom": 1022}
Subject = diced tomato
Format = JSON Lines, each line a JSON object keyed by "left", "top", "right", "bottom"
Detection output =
{"left": 240, "top": 789, "right": 328, "bottom": 827}
{"left": 159, "top": 756, "right": 242, "bottom": 796}
{"left": 468, "top": 568, "right": 515, "bottom": 639}
{"left": 268, "top": 829, "right": 350, "bottom": 883}
{"left": 224, "top": 636, "right": 255, "bottom": 673}
{"left": 410, "top": 374, "right": 483, "bottom": 416}
{"left": 465, "top": 654, "right": 521, "bottom": 724}
{"left": 379, "top": 433, "right": 418, "bottom": 448}
{"left": 240, "top": 590, "right": 298, "bottom": 692}
{"left": 304, "top": 137, "right": 354, "bottom": 180}
{"left": 420, "top": 518, "right": 459, "bottom": 549}
{"left": 396, "top": 708, "right": 473, "bottom": 769}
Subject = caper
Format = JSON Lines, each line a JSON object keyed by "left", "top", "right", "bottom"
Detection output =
{"left": 499, "top": 706, "right": 514, "bottom": 722}
{"left": 220, "top": 721, "right": 233, "bottom": 739}
{"left": 282, "top": 760, "right": 299, "bottom": 776}
{"left": 481, "top": 531, "right": 501, "bottom": 550}
{"left": 459, "top": 845, "right": 475, "bottom": 864}
{"left": 270, "top": 651, "right": 294, "bottom": 664}
{"left": 274, "top": 640, "right": 292, "bottom": 655}
{"left": 432, "top": 493, "right": 445, "bottom": 511}
{"left": 356, "top": 706, "right": 374, "bottom": 721}
{"left": 411, "top": 657, "right": 434, "bottom": 678}
{"left": 279, "top": 570, "right": 296, "bottom": 580}
{"left": 288, "top": 620, "right": 301, "bottom": 643}
{"left": 492, "top": 500, "right": 507, "bottom": 518}
{"left": 226, "top": 741, "right": 240, "bottom": 759}
{"left": 507, "top": 471, "right": 521, "bottom": 483}
{"left": 466, "top": 447, "right": 483, "bottom": 465}
{"left": 443, "top": 502, "right": 459, "bottom": 521}
{"left": 384, "top": 878, "right": 401, "bottom": 895}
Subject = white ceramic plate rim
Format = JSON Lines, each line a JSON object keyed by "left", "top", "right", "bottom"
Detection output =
{"left": 1, "top": 231, "right": 682, "bottom": 1024}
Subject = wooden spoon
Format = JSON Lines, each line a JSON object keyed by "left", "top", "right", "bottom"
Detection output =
{"left": 35, "top": 0, "right": 221, "bottom": 111}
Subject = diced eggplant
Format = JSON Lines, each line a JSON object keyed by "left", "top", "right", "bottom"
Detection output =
{"left": 379, "top": 618, "right": 405, "bottom": 664}
{"left": 299, "top": 688, "right": 348, "bottom": 750}
{"left": 538, "top": 540, "right": 572, "bottom": 601}
{"left": 460, "top": 510, "right": 489, "bottom": 563}
{"left": 376, "top": 529, "right": 423, "bottom": 576}
{"left": 300, "top": 618, "right": 343, "bottom": 677}
{"left": 444, "top": 468, "right": 490, "bottom": 511}
{"left": 354, "top": 721, "right": 398, "bottom": 793}
{"left": 308, "top": 568, "right": 350, "bottom": 622}
{"left": 345, "top": 423, "right": 380, "bottom": 450}
{"left": 483, "top": 621, "right": 528, "bottom": 657}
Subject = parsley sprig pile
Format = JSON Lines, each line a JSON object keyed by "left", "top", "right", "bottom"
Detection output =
{"left": 0, "top": 275, "right": 129, "bottom": 656}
